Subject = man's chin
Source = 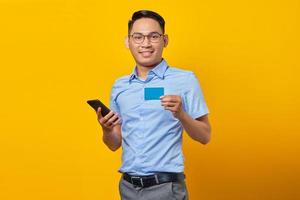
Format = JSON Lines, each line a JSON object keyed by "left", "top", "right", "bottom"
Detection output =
{"left": 138, "top": 60, "right": 161, "bottom": 68}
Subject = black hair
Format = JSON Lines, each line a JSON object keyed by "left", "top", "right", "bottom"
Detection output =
{"left": 128, "top": 10, "right": 165, "bottom": 34}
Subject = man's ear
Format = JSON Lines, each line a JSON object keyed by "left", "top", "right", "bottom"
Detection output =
{"left": 163, "top": 34, "right": 169, "bottom": 47}
{"left": 125, "top": 36, "right": 129, "bottom": 48}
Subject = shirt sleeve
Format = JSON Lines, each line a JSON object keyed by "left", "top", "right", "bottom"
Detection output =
{"left": 109, "top": 81, "right": 122, "bottom": 123}
{"left": 182, "top": 72, "right": 209, "bottom": 119}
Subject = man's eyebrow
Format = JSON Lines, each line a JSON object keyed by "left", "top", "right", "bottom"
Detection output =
{"left": 131, "top": 31, "right": 161, "bottom": 35}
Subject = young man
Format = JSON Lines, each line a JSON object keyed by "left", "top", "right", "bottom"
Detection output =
{"left": 97, "top": 10, "right": 211, "bottom": 200}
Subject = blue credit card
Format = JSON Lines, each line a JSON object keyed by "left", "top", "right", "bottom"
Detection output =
{"left": 144, "top": 87, "right": 164, "bottom": 100}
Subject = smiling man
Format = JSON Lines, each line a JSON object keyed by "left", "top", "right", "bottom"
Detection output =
{"left": 96, "top": 10, "right": 211, "bottom": 200}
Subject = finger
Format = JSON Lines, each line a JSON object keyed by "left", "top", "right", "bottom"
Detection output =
{"left": 102, "top": 118, "right": 113, "bottom": 127}
{"left": 164, "top": 105, "right": 178, "bottom": 112}
{"left": 98, "top": 111, "right": 111, "bottom": 124}
{"left": 160, "top": 97, "right": 180, "bottom": 103}
{"left": 160, "top": 95, "right": 177, "bottom": 99}
{"left": 112, "top": 118, "right": 121, "bottom": 126}
{"left": 107, "top": 120, "right": 116, "bottom": 128}
{"left": 160, "top": 95, "right": 179, "bottom": 98}
{"left": 97, "top": 107, "right": 103, "bottom": 118}
{"left": 99, "top": 117, "right": 107, "bottom": 125}
{"left": 107, "top": 113, "right": 119, "bottom": 124}
{"left": 161, "top": 102, "right": 177, "bottom": 107}
{"left": 103, "top": 112, "right": 120, "bottom": 126}
{"left": 103, "top": 110, "right": 114, "bottom": 120}
{"left": 106, "top": 122, "right": 113, "bottom": 128}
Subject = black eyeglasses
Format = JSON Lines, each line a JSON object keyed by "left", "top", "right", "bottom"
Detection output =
{"left": 129, "top": 32, "right": 164, "bottom": 44}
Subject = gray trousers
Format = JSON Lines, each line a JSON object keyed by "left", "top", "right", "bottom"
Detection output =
{"left": 119, "top": 176, "right": 189, "bottom": 200}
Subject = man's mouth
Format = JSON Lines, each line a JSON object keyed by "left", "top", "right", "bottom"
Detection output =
{"left": 139, "top": 50, "right": 154, "bottom": 57}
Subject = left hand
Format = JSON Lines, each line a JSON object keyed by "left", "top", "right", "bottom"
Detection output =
{"left": 160, "top": 95, "right": 185, "bottom": 119}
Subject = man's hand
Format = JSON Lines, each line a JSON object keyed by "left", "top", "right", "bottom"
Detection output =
{"left": 161, "top": 95, "right": 211, "bottom": 144}
{"left": 160, "top": 95, "right": 185, "bottom": 119}
{"left": 96, "top": 107, "right": 122, "bottom": 151}
{"left": 97, "top": 107, "right": 121, "bottom": 131}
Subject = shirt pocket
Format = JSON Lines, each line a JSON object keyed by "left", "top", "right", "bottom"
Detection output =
{"left": 117, "top": 88, "right": 144, "bottom": 114}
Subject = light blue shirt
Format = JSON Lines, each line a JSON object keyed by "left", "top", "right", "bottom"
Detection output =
{"left": 110, "top": 59, "right": 209, "bottom": 176}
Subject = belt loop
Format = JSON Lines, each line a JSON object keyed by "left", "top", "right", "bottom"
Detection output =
{"left": 140, "top": 178, "right": 144, "bottom": 187}
{"left": 154, "top": 174, "right": 159, "bottom": 184}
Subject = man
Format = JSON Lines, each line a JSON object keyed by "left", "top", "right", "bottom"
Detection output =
{"left": 96, "top": 10, "right": 211, "bottom": 200}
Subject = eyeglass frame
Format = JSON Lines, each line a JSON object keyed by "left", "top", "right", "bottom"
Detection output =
{"left": 128, "top": 32, "right": 165, "bottom": 44}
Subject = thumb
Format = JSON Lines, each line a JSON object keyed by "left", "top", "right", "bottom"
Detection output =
{"left": 97, "top": 107, "right": 103, "bottom": 118}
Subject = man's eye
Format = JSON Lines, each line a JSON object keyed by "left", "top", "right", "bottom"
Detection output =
{"left": 133, "top": 35, "right": 143, "bottom": 40}
{"left": 151, "top": 35, "right": 160, "bottom": 39}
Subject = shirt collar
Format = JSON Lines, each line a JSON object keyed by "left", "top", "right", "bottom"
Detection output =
{"left": 129, "top": 59, "right": 168, "bottom": 82}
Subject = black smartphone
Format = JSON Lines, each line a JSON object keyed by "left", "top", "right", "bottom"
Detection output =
{"left": 87, "top": 99, "right": 111, "bottom": 116}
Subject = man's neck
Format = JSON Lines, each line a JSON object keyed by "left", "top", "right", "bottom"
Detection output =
{"left": 136, "top": 65, "right": 153, "bottom": 80}
{"left": 136, "top": 60, "right": 162, "bottom": 80}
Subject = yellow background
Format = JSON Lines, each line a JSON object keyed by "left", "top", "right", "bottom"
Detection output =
{"left": 0, "top": 0, "right": 299, "bottom": 199}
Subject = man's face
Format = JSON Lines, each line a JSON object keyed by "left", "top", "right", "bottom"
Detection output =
{"left": 126, "top": 18, "right": 168, "bottom": 68}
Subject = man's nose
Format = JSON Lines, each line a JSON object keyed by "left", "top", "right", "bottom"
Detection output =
{"left": 141, "top": 36, "right": 151, "bottom": 46}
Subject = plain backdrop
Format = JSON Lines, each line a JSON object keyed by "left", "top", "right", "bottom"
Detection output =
{"left": 0, "top": 0, "right": 299, "bottom": 199}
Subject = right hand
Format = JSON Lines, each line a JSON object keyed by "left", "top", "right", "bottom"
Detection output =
{"left": 97, "top": 107, "right": 121, "bottom": 131}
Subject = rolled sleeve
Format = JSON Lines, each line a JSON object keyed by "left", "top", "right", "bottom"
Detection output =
{"left": 183, "top": 73, "right": 209, "bottom": 119}
{"left": 109, "top": 83, "right": 122, "bottom": 121}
